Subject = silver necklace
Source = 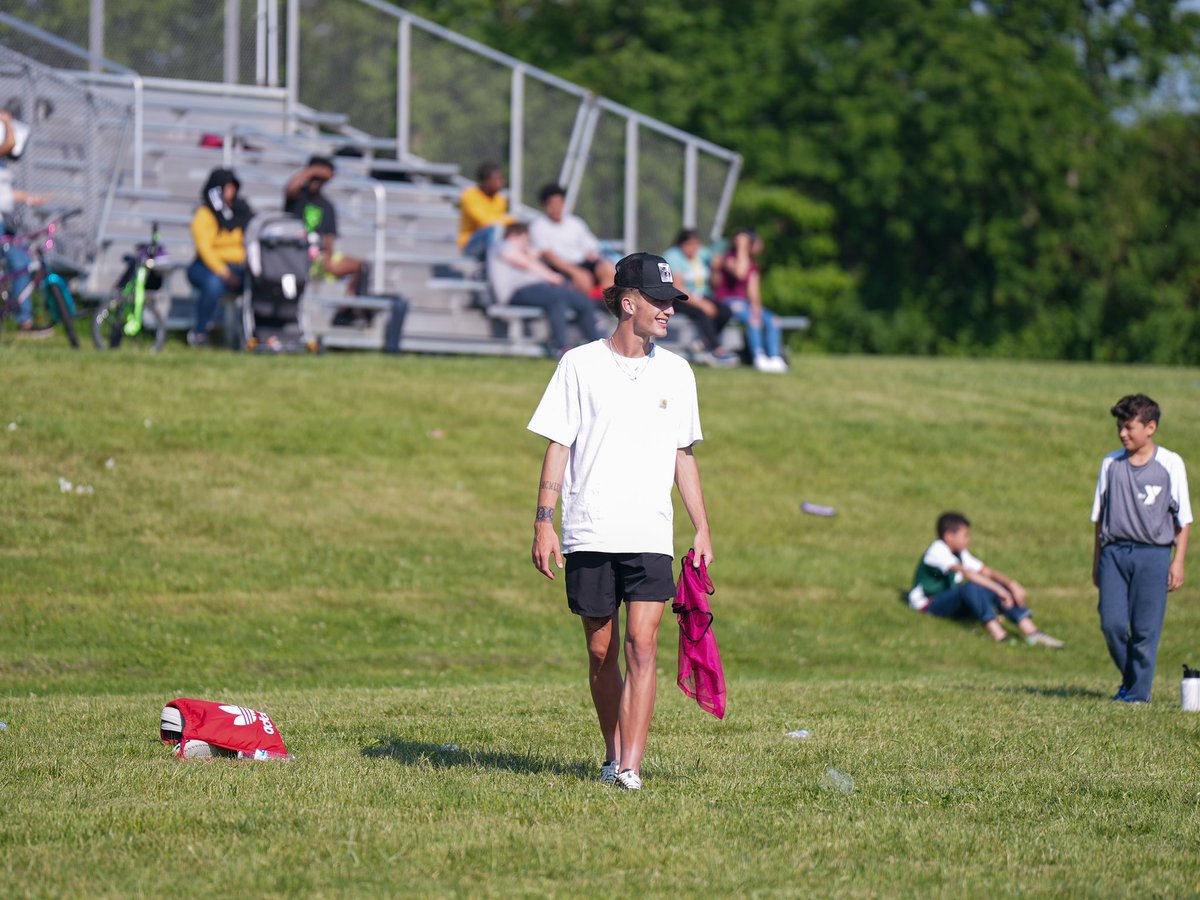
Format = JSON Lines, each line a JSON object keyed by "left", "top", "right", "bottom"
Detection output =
{"left": 606, "top": 338, "right": 651, "bottom": 381}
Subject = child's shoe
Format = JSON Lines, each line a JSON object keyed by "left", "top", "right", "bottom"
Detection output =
{"left": 1026, "top": 630, "right": 1064, "bottom": 649}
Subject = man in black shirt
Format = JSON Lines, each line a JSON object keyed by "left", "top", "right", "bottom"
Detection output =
{"left": 284, "top": 156, "right": 366, "bottom": 297}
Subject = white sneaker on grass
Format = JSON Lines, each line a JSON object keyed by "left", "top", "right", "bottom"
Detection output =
{"left": 615, "top": 770, "right": 642, "bottom": 791}
{"left": 599, "top": 760, "right": 620, "bottom": 784}
{"left": 1026, "top": 630, "right": 1065, "bottom": 649}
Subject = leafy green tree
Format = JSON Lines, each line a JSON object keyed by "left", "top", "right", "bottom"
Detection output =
{"left": 9, "top": 0, "right": 1200, "bottom": 360}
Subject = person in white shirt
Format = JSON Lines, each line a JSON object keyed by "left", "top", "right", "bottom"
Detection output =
{"left": 908, "top": 512, "right": 1062, "bottom": 647}
{"left": 528, "top": 251, "right": 714, "bottom": 791}
{"left": 487, "top": 222, "right": 600, "bottom": 354}
{"left": 528, "top": 184, "right": 615, "bottom": 295}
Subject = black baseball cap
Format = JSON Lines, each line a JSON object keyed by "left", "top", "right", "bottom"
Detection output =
{"left": 613, "top": 252, "right": 688, "bottom": 303}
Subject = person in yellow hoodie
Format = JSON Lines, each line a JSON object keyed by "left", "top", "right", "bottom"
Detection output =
{"left": 458, "top": 162, "right": 514, "bottom": 260}
{"left": 187, "top": 167, "right": 252, "bottom": 346}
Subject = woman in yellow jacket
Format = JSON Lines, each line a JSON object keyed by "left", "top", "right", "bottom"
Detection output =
{"left": 187, "top": 167, "right": 252, "bottom": 346}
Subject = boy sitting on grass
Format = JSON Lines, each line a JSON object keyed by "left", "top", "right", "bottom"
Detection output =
{"left": 908, "top": 512, "right": 1064, "bottom": 647}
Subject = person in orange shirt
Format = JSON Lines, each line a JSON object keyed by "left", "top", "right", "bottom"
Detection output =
{"left": 187, "top": 167, "right": 252, "bottom": 346}
{"left": 459, "top": 162, "right": 514, "bottom": 259}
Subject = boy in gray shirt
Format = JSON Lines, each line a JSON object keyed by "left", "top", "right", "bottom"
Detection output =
{"left": 1092, "top": 394, "right": 1192, "bottom": 703}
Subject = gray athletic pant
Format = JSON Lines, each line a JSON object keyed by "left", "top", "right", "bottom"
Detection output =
{"left": 1097, "top": 541, "right": 1172, "bottom": 702}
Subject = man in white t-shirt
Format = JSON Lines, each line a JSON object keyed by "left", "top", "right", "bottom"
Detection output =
{"left": 528, "top": 184, "right": 615, "bottom": 295}
{"left": 528, "top": 251, "right": 714, "bottom": 792}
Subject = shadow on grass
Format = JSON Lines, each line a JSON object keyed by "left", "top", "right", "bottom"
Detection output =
{"left": 361, "top": 736, "right": 592, "bottom": 779}
{"left": 999, "top": 685, "right": 1110, "bottom": 700}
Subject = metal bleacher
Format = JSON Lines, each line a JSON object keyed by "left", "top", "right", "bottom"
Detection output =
{"left": 0, "top": 3, "right": 744, "bottom": 357}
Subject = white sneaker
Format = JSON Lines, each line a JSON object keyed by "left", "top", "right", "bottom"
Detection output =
{"left": 599, "top": 760, "right": 620, "bottom": 784}
{"left": 768, "top": 355, "right": 789, "bottom": 373}
{"left": 615, "top": 769, "right": 642, "bottom": 791}
{"left": 753, "top": 353, "right": 773, "bottom": 372}
{"left": 1026, "top": 630, "right": 1065, "bottom": 649}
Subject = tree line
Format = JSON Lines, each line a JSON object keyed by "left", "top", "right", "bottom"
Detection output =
{"left": 410, "top": 0, "right": 1200, "bottom": 363}
{"left": 9, "top": 0, "right": 1199, "bottom": 361}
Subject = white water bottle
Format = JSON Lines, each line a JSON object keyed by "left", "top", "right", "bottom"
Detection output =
{"left": 1182, "top": 664, "right": 1200, "bottom": 712}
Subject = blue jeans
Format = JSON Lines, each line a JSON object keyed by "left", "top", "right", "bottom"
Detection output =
{"left": 509, "top": 282, "right": 600, "bottom": 350}
{"left": 463, "top": 224, "right": 504, "bottom": 261}
{"left": 1098, "top": 541, "right": 1171, "bottom": 702}
{"left": 2, "top": 242, "right": 33, "bottom": 324}
{"left": 187, "top": 259, "right": 244, "bottom": 336}
{"left": 925, "top": 581, "right": 1032, "bottom": 625}
{"left": 725, "top": 297, "right": 782, "bottom": 358}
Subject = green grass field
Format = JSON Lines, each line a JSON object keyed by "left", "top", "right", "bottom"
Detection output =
{"left": 3, "top": 342, "right": 1199, "bottom": 896}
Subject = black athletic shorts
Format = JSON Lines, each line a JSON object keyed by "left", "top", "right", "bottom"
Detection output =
{"left": 565, "top": 552, "right": 675, "bottom": 618}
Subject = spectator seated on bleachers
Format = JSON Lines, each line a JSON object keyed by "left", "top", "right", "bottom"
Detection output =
{"left": 487, "top": 222, "right": 601, "bottom": 356}
{"left": 284, "top": 156, "right": 369, "bottom": 323}
{"left": 714, "top": 229, "right": 788, "bottom": 373}
{"left": 528, "top": 183, "right": 615, "bottom": 296}
{"left": 662, "top": 229, "right": 736, "bottom": 367}
{"left": 458, "top": 162, "right": 514, "bottom": 261}
{"left": 187, "top": 167, "right": 252, "bottom": 347}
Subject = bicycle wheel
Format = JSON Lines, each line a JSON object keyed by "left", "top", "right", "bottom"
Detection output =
{"left": 91, "top": 293, "right": 125, "bottom": 350}
{"left": 48, "top": 281, "right": 80, "bottom": 349}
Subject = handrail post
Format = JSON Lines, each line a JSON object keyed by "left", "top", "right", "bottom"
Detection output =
{"left": 558, "top": 97, "right": 589, "bottom": 211}
{"left": 255, "top": 0, "right": 267, "bottom": 86}
{"left": 624, "top": 118, "right": 638, "bottom": 254}
{"left": 564, "top": 101, "right": 598, "bottom": 214}
{"left": 267, "top": 0, "right": 280, "bottom": 87}
{"left": 225, "top": 0, "right": 241, "bottom": 84}
{"left": 373, "top": 183, "right": 386, "bottom": 294}
{"left": 89, "top": 0, "right": 105, "bottom": 74}
{"left": 396, "top": 16, "right": 410, "bottom": 158}
{"left": 711, "top": 155, "right": 742, "bottom": 242}
{"left": 285, "top": 0, "right": 299, "bottom": 132}
{"left": 509, "top": 66, "right": 525, "bottom": 211}
{"left": 132, "top": 75, "right": 144, "bottom": 189}
{"left": 683, "top": 142, "right": 698, "bottom": 230}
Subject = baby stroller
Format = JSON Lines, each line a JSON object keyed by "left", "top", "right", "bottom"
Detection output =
{"left": 241, "top": 212, "right": 319, "bottom": 352}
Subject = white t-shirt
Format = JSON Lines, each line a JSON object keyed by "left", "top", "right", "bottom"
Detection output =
{"left": 529, "top": 213, "right": 600, "bottom": 266}
{"left": 527, "top": 340, "right": 702, "bottom": 555}
{"left": 907, "top": 540, "right": 984, "bottom": 609}
{"left": 487, "top": 240, "right": 545, "bottom": 306}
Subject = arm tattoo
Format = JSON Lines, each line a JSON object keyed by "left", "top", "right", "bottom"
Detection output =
{"left": 539, "top": 480, "right": 562, "bottom": 493}
{"left": 535, "top": 506, "right": 556, "bottom": 522}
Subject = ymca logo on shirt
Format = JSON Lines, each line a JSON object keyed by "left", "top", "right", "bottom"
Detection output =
{"left": 658, "top": 262, "right": 673, "bottom": 282}
{"left": 1142, "top": 485, "right": 1163, "bottom": 506}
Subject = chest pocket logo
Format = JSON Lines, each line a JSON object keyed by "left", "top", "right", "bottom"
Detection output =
{"left": 659, "top": 399, "right": 668, "bottom": 410}
{"left": 1143, "top": 485, "right": 1163, "bottom": 506}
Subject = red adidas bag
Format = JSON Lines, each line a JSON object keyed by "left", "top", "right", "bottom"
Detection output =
{"left": 161, "top": 698, "right": 289, "bottom": 759}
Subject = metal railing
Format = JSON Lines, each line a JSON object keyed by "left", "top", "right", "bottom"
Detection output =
{"left": 4, "top": 0, "right": 741, "bottom": 256}
{"left": 322, "top": 0, "right": 742, "bottom": 253}
{"left": 0, "top": 22, "right": 133, "bottom": 271}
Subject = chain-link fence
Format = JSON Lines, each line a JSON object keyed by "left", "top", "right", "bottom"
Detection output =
{"left": 292, "top": 0, "right": 740, "bottom": 246}
{"left": 0, "top": 41, "right": 131, "bottom": 270}
{"left": 4, "top": 0, "right": 742, "bottom": 248}
{"left": 5, "top": 0, "right": 259, "bottom": 84}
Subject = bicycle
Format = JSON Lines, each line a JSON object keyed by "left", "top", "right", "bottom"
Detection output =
{"left": 0, "top": 209, "right": 83, "bottom": 348}
{"left": 91, "top": 222, "right": 168, "bottom": 352}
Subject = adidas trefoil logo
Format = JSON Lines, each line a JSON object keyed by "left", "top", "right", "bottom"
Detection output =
{"left": 219, "top": 704, "right": 277, "bottom": 734}
{"left": 220, "top": 704, "right": 259, "bottom": 726}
